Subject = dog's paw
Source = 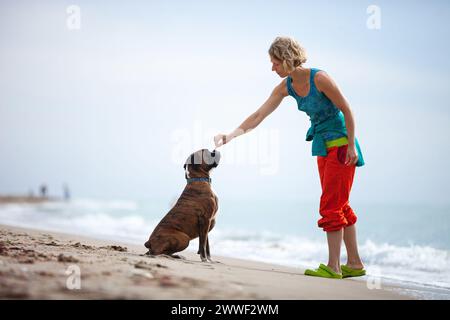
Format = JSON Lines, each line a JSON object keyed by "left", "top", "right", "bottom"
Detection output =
{"left": 207, "top": 257, "right": 221, "bottom": 264}
{"left": 170, "top": 254, "right": 186, "bottom": 260}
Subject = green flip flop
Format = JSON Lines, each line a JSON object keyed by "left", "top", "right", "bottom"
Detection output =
{"left": 304, "top": 263, "right": 343, "bottom": 279}
{"left": 341, "top": 265, "right": 366, "bottom": 278}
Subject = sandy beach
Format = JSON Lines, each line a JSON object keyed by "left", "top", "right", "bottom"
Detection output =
{"left": 0, "top": 224, "right": 412, "bottom": 300}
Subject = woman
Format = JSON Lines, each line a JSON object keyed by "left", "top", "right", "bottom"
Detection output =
{"left": 214, "top": 36, "right": 366, "bottom": 279}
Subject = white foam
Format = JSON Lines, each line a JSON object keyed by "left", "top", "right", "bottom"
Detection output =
{"left": 206, "top": 229, "right": 450, "bottom": 293}
{"left": 0, "top": 198, "right": 154, "bottom": 244}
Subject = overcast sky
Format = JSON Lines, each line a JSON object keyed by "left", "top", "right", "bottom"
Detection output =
{"left": 1, "top": 0, "right": 449, "bottom": 205}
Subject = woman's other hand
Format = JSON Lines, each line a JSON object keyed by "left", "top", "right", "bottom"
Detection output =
{"left": 345, "top": 144, "right": 358, "bottom": 166}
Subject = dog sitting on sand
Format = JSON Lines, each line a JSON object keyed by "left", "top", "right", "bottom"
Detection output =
{"left": 144, "top": 149, "right": 221, "bottom": 262}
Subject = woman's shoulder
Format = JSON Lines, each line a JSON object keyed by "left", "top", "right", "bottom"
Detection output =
{"left": 311, "top": 67, "right": 327, "bottom": 77}
{"left": 312, "top": 69, "right": 332, "bottom": 93}
{"left": 274, "top": 78, "right": 289, "bottom": 98}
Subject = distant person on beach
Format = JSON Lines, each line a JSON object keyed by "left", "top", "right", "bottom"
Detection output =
{"left": 214, "top": 36, "right": 366, "bottom": 279}
{"left": 39, "top": 184, "right": 48, "bottom": 198}
{"left": 63, "top": 184, "right": 70, "bottom": 201}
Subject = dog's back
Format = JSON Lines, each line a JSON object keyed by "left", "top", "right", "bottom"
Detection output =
{"left": 144, "top": 183, "right": 218, "bottom": 255}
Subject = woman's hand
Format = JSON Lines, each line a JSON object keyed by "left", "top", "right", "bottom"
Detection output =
{"left": 214, "top": 133, "right": 231, "bottom": 148}
{"left": 345, "top": 144, "right": 359, "bottom": 166}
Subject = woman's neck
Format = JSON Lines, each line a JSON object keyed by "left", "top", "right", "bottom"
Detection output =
{"left": 289, "top": 67, "right": 310, "bottom": 83}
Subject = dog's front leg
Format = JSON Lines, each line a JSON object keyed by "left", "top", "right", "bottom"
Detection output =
{"left": 198, "top": 217, "right": 210, "bottom": 262}
{"left": 205, "top": 236, "right": 220, "bottom": 263}
{"left": 206, "top": 236, "right": 215, "bottom": 263}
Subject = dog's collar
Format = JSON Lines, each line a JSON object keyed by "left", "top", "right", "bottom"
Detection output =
{"left": 186, "top": 177, "right": 211, "bottom": 184}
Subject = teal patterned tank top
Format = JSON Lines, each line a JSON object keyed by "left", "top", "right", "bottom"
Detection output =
{"left": 286, "top": 68, "right": 365, "bottom": 167}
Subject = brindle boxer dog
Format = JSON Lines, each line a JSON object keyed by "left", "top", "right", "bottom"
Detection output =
{"left": 144, "top": 149, "right": 221, "bottom": 262}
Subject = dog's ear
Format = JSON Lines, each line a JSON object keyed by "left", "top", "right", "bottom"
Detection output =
{"left": 183, "top": 154, "right": 194, "bottom": 169}
{"left": 184, "top": 153, "right": 201, "bottom": 171}
{"left": 191, "top": 154, "right": 201, "bottom": 169}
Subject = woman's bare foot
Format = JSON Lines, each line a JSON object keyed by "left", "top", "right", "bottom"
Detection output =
{"left": 344, "top": 262, "right": 365, "bottom": 270}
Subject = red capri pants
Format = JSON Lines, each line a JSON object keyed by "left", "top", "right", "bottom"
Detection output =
{"left": 317, "top": 144, "right": 357, "bottom": 232}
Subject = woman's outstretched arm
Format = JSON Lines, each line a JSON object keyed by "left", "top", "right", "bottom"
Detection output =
{"left": 214, "top": 80, "right": 288, "bottom": 148}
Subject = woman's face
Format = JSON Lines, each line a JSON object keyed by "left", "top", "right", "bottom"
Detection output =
{"left": 270, "top": 56, "right": 289, "bottom": 78}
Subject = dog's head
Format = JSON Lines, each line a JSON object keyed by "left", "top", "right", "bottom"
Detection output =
{"left": 183, "top": 149, "right": 221, "bottom": 179}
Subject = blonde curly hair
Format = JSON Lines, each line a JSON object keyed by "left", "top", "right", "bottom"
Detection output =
{"left": 268, "top": 36, "right": 307, "bottom": 73}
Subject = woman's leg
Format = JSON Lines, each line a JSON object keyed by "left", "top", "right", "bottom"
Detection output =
{"left": 318, "top": 146, "right": 360, "bottom": 273}
{"left": 312, "top": 145, "right": 364, "bottom": 277}
{"left": 343, "top": 224, "right": 364, "bottom": 269}
{"left": 327, "top": 229, "right": 344, "bottom": 274}
{"left": 317, "top": 147, "right": 356, "bottom": 233}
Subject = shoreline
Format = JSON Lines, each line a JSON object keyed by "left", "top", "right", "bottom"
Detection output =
{"left": 0, "top": 196, "right": 60, "bottom": 204}
{"left": 0, "top": 224, "right": 412, "bottom": 299}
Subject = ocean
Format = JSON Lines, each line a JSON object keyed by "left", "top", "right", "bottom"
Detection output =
{"left": 1, "top": 197, "right": 449, "bottom": 299}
